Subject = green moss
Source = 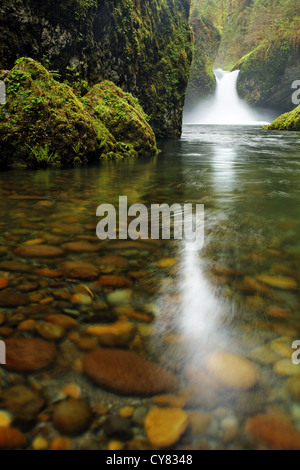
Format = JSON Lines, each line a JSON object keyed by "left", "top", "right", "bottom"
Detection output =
{"left": 85, "top": 81, "right": 157, "bottom": 157}
{"left": 0, "top": 58, "right": 100, "bottom": 167}
{"left": 0, "top": 58, "right": 158, "bottom": 168}
{"left": 266, "top": 105, "right": 300, "bottom": 131}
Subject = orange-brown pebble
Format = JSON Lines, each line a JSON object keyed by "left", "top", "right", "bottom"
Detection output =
{"left": 157, "top": 258, "right": 177, "bottom": 268}
{"left": 17, "top": 319, "right": 37, "bottom": 331}
{"left": 0, "top": 278, "right": 9, "bottom": 290}
{"left": 0, "top": 327, "right": 13, "bottom": 336}
{"left": 50, "top": 437, "right": 72, "bottom": 450}
{"left": 267, "top": 306, "right": 290, "bottom": 318}
{"left": 107, "top": 440, "right": 123, "bottom": 450}
{"left": 246, "top": 414, "right": 300, "bottom": 450}
{"left": 39, "top": 297, "right": 54, "bottom": 305}
{"left": 119, "top": 406, "right": 134, "bottom": 418}
{"left": 35, "top": 269, "right": 63, "bottom": 278}
{"left": 75, "top": 335, "right": 99, "bottom": 351}
{"left": 86, "top": 321, "right": 136, "bottom": 347}
{"left": 45, "top": 314, "right": 78, "bottom": 329}
{"left": 61, "top": 384, "right": 81, "bottom": 399}
{"left": 69, "top": 331, "right": 80, "bottom": 342}
{"left": 144, "top": 408, "right": 188, "bottom": 448}
{"left": 70, "top": 293, "right": 92, "bottom": 305}
{"left": 95, "top": 275, "right": 132, "bottom": 288}
{"left": 23, "top": 239, "right": 44, "bottom": 246}
{"left": 0, "top": 426, "right": 26, "bottom": 449}
{"left": 29, "top": 292, "right": 43, "bottom": 302}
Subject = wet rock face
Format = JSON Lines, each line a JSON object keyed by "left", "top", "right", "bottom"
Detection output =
{"left": 0, "top": 0, "right": 193, "bottom": 138}
{"left": 236, "top": 43, "right": 300, "bottom": 113}
{"left": 184, "top": 17, "right": 221, "bottom": 109}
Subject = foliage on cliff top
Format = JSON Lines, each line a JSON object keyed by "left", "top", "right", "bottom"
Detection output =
{"left": 191, "top": 0, "right": 300, "bottom": 68}
{"left": 0, "top": 58, "right": 158, "bottom": 168}
{"left": 266, "top": 105, "right": 300, "bottom": 131}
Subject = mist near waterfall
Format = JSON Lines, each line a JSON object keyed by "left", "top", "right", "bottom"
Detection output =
{"left": 183, "top": 68, "right": 275, "bottom": 126}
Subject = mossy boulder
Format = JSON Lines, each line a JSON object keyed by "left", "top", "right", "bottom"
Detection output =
{"left": 266, "top": 105, "right": 300, "bottom": 131}
{"left": 0, "top": 58, "right": 157, "bottom": 168}
{"left": 0, "top": 58, "right": 99, "bottom": 167}
{"left": 85, "top": 81, "right": 157, "bottom": 158}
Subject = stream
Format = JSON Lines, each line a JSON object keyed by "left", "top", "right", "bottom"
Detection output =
{"left": 0, "top": 124, "right": 300, "bottom": 449}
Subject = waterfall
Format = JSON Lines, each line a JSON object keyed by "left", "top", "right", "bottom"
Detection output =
{"left": 184, "top": 68, "right": 270, "bottom": 126}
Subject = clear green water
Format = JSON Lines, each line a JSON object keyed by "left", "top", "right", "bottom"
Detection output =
{"left": 0, "top": 125, "right": 300, "bottom": 449}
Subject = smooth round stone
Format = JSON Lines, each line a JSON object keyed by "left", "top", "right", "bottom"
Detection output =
{"left": 0, "top": 261, "right": 34, "bottom": 273}
{"left": 106, "top": 289, "right": 132, "bottom": 306}
{"left": 95, "top": 275, "right": 132, "bottom": 288}
{"left": 86, "top": 321, "right": 136, "bottom": 347}
{"left": 60, "top": 261, "right": 99, "bottom": 280}
{"left": 83, "top": 349, "right": 179, "bottom": 396}
{"left": 5, "top": 337, "right": 57, "bottom": 372}
{"left": 32, "top": 436, "right": 48, "bottom": 450}
{"left": 35, "top": 268, "right": 63, "bottom": 278}
{"left": 18, "top": 282, "right": 39, "bottom": 292}
{"left": 204, "top": 352, "right": 258, "bottom": 390}
{"left": 0, "top": 385, "right": 45, "bottom": 421}
{"left": 119, "top": 406, "right": 134, "bottom": 418}
{"left": 157, "top": 258, "right": 177, "bottom": 268}
{"left": 71, "top": 293, "right": 92, "bottom": 305}
{"left": 49, "top": 437, "right": 72, "bottom": 450}
{"left": 0, "top": 427, "right": 26, "bottom": 449}
{"left": 145, "top": 407, "right": 188, "bottom": 448}
{"left": 45, "top": 314, "right": 78, "bottom": 329}
{"left": 23, "top": 238, "right": 44, "bottom": 246}
{"left": 61, "top": 241, "right": 100, "bottom": 252}
{"left": 52, "top": 399, "right": 92, "bottom": 436}
{"left": 36, "top": 322, "right": 66, "bottom": 341}
{"left": 98, "top": 255, "right": 127, "bottom": 267}
{"left": 273, "top": 359, "right": 300, "bottom": 376}
{"left": 0, "top": 292, "right": 30, "bottom": 307}
{"left": 256, "top": 275, "right": 297, "bottom": 290}
{"left": 14, "top": 245, "right": 65, "bottom": 258}
{"left": 246, "top": 414, "right": 300, "bottom": 450}
{"left": 0, "top": 278, "right": 9, "bottom": 290}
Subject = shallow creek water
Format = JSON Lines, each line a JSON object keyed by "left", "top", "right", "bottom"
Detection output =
{"left": 0, "top": 125, "right": 300, "bottom": 450}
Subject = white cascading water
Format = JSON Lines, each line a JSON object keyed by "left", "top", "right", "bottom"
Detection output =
{"left": 184, "top": 68, "right": 270, "bottom": 125}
